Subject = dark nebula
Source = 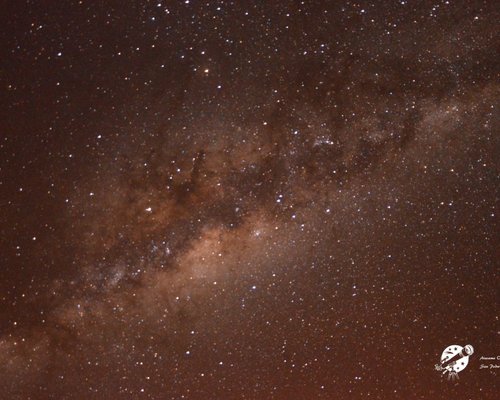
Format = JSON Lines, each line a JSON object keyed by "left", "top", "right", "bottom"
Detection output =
{"left": 0, "top": 1, "right": 498, "bottom": 399}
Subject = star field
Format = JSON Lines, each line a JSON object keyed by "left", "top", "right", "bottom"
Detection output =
{"left": 0, "top": 1, "right": 498, "bottom": 399}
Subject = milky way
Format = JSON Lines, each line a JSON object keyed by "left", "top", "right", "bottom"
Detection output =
{"left": 0, "top": 1, "right": 498, "bottom": 399}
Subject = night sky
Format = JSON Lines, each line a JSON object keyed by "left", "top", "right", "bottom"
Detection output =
{"left": 0, "top": 1, "right": 498, "bottom": 399}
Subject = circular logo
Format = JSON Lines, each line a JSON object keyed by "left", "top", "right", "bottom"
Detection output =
{"left": 435, "top": 344, "right": 474, "bottom": 380}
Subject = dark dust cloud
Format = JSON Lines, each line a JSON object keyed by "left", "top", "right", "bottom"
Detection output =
{"left": 0, "top": 1, "right": 498, "bottom": 399}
